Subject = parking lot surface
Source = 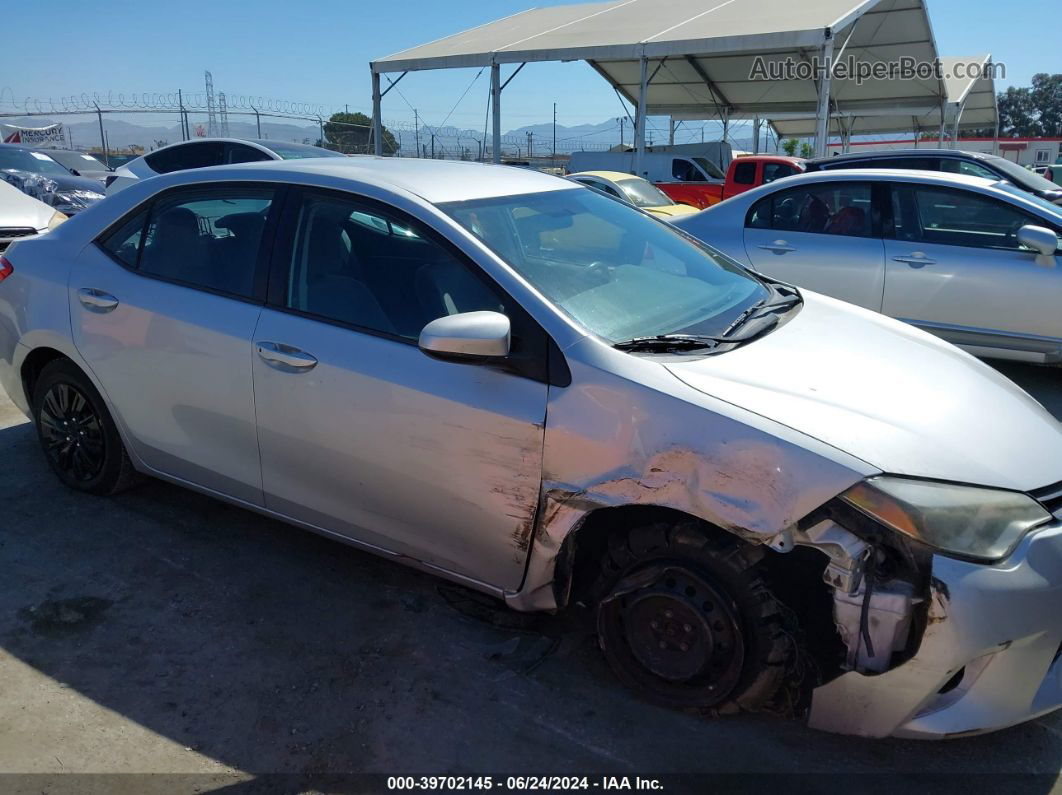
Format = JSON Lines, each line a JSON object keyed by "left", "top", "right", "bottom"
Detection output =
{"left": 1, "top": 361, "right": 1061, "bottom": 790}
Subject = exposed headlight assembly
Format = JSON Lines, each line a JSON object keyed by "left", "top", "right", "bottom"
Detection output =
{"left": 52, "top": 189, "right": 104, "bottom": 210}
{"left": 842, "top": 476, "right": 1052, "bottom": 562}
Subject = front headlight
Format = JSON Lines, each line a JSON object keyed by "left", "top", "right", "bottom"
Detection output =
{"left": 47, "top": 210, "right": 68, "bottom": 230}
{"left": 53, "top": 189, "right": 104, "bottom": 209}
{"left": 842, "top": 476, "right": 1052, "bottom": 562}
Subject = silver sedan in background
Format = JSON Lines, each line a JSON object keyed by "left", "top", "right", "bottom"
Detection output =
{"left": 1, "top": 158, "right": 1061, "bottom": 739}
{"left": 675, "top": 169, "right": 1062, "bottom": 365}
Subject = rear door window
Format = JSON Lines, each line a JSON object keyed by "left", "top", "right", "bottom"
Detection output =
{"left": 745, "top": 182, "right": 875, "bottom": 237}
{"left": 732, "top": 162, "right": 757, "bottom": 185}
{"left": 135, "top": 186, "right": 276, "bottom": 298}
{"left": 145, "top": 142, "right": 226, "bottom": 174}
{"left": 939, "top": 158, "right": 1000, "bottom": 180}
{"left": 225, "top": 143, "right": 273, "bottom": 164}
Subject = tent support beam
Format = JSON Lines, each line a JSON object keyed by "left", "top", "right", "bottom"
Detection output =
{"left": 491, "top": 63, "right": 502, "bottom": 163}
{"left": 634, "top": 55, "right": 648, "bottom": 176}
{"left": 372, "top": 71, "right": 383, "bottom": 156}
{"left": 814, "top": 37, "right": 834, "bottom": 158}
{"left": 752, "top": 116, "right": 761, "bottom": 153}
{"left": 938, "top": 100, "right": 946, "bottom": 146}
{"left": 684, "top": 55, "right": 733, "bottom": 119}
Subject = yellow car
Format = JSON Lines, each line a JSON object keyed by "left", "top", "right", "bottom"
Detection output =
{"left": 568, "top": 171, "right": 699, "bottom": 219}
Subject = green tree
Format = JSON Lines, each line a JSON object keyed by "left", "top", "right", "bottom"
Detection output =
{"left": 1031, "top": 73, "right": 1062, "bottom": 137}
{"left": 997, "top": 86, "right": 1039, "bottom": 137}
{"left": 323, "top": 112, "right": 398, "bottom": 155}
{"left": 781, "top": 138, "right": 799, "bottom": 156}
{"left": 799, "top": 141, "right": 814, "bottom": 158}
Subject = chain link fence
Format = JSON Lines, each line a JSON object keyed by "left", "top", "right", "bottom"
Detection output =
{"left": 1, "top": 103, "right": 618, "bottom": 168}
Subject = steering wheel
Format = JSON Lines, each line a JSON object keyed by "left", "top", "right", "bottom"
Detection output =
{"left": 586, "top": 261, "right": 613, "bottom": 284}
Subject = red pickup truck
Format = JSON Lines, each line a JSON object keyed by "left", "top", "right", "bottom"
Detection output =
{"left": 655, "top": 155, "right": 805, "bottom": 210}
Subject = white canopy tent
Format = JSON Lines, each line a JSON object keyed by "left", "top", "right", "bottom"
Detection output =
{"left": 759, "top": 54, "right": 997, "bottom": 149}
{"left": 369, "top": 0, "right": 946, "bottom": 169}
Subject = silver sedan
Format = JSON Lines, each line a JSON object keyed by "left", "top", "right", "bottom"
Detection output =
{"left": 675, "top": 169, "right": 1062, "bottom": 365}
{"left": 1, "top": 158, "right": 1062, "bottom": 738}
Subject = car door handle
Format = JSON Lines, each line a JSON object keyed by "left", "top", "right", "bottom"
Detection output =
{"left": 893, "top": 254, "right": 936, "bottom": 268}
{"left": 758, "top": 241, "right": 796, "bottom": 253}
{"left": 77, "top": 288, "right": 119, "bottom": 312}
{"left": 255, "top": 341, "right": 318, "bottom": 371}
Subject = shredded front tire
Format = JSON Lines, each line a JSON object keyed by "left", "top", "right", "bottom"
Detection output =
{"left": 593, "top": 520, "right": 791, "bottom": 715}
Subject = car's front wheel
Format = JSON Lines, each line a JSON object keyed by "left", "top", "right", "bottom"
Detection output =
{"left": 594, "top": 520, "right": 791, "bottom": 715}
{"left": 32, "top": 359, "right": 137, "bottom": 495}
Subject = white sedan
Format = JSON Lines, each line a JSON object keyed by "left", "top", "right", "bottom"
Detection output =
{"left": 0, "top": 178, "right": 65, "bottom": 253}
{"left": 675, "top": 169, "right": 1062, "bottom": 365}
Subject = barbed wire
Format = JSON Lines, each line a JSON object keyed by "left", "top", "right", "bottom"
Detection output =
{"left": 0, "top": 91, "right": 337, "bottom": 117}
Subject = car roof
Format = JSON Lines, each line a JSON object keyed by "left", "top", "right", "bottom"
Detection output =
{"left": 165, "top": 157, "right": 575, "bottom": 204}
{"left": 765, "top": 167, "right": 998, "bottom": 189}
{"left": 807, "top": 148, "right": 998, "bottom": 165}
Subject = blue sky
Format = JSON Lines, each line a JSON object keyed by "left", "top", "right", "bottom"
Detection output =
{"left": 1, "top": 0, "right": 1057, "bottom": 138}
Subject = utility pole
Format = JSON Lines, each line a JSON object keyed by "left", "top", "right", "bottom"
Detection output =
{"left": 527, "top": 131, "right": 534, "bottom": 160}
{"left": 552, "top": 102, "right": 557, "bottom": 162}
{"left": 178, "top": 89, "right": 187, "bottom": 141}
{"left": 414, "top": 109, "right": 420, "bottom": 156}
{"left": 431, "top": 133, "right": 435, "bottom": 159}
{"left": 94, "top": 103, "right": 108, "bottom": 167}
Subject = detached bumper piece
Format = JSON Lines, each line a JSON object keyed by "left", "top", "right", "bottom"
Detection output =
{"left": 809, "top": 521, "right": 1062, "bottom": 738}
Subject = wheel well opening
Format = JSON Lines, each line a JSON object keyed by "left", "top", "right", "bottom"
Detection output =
{"left": 20, "top": 348, "right": 69, "bottom": 406}
{"left": 564, "top": 505, "right": 736, "bottom": 607}
{"left": 561, "top": 504, "right": 844, "bottom": 701}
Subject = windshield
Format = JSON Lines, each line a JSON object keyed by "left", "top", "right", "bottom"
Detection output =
{"left": 263, "top": 141, "right": 346, "bottom": 160}
{"left": 616, "top": 177, "right": 674, "bottom": 208}
{"left": 986, "top": 156, "right": 1062, "bottom": 194}
{"left": 0, "top": 148, "right": 70, "bottom": 177}
{"left": 693, "top": 157, "right": 726, "bottom": 180}
{"left": 997, "top": 182, "right": 1062, "bottom": 218}
{"left": 42, "top": 150, "right": 108, "bottom": 172}
{"left": 440, "top": 188, "right": 768, "bottom": 343}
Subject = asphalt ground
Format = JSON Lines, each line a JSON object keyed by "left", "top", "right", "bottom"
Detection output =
{"left": 1, "top": 361, "right": 1060, "bottom": 794}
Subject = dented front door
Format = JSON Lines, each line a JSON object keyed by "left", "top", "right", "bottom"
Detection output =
{"left": 251, "top": 307, "right": 548, "bottom": 591}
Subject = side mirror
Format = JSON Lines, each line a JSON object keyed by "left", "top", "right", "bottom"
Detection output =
{"left": 418, "top": 311, "right": 510, "bottom": 362}
{"left": 1017, "top": 225, "right": 1060, "bottom": 267}
{"left": 69, "top": 169, "right": 81, "bottom": 176}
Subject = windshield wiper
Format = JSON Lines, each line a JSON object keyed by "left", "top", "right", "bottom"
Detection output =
{"left": 613, "top": 334, "right": 721, "bottom": 353}
{"left": 722, "top": 287, "right": 802, "bottom": 338}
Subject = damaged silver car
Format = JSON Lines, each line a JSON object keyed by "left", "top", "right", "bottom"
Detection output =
{"left": 1, "top": 158, "right": 1060, "bottom": 739}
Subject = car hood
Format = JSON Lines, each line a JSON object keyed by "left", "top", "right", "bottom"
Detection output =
{"left": 665, "top": 292, "right": 1062, "bottom": 492}
{"left": 46, "top": 172, "right": 104, "bottom": 193}
{"left": 0, "top": 179, "right": 54, "bottom": 230}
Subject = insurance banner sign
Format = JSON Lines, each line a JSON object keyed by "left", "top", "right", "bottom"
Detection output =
{"left": 2, "top": 123, "right": 67, "bottom": 146}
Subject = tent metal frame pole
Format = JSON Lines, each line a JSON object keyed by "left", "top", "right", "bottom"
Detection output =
{"left": 634, "top": 55, "right": 648, "bottom": 177}
{"left": 752, "top": 116, "right": 761, "bottom": 154}
{"left": 813, "top": 36, "right": 834, "bottom": 158}
{"left": 491, "top": 63, "right": 502, "bottom": 164}
{"left": 371, "top": 71, "right": 383, "bottom": 156}
{"left": 950, "top": 98, "right": 966, "bottom": 150}
{"left": 938, "top": 101, "right": 946, "bottom": 146}
{"left": 669, "top": 117, "right": 675, "bottom": 145}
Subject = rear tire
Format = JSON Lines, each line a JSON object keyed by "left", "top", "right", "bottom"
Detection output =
{"left": 32, "top": 359, "right": 138, "bottom": 496}
{"left": 593, "top": 520, "right": 790, "bottom": 715}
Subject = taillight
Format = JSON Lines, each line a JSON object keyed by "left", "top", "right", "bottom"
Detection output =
{"left": 0, "top": 255, "right": 13, "bottom": 283}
